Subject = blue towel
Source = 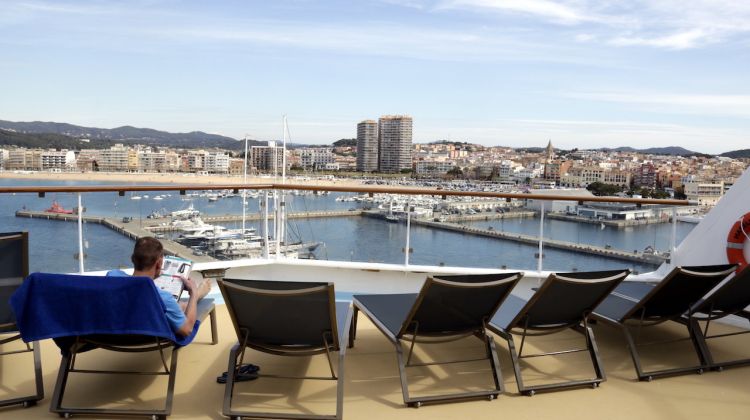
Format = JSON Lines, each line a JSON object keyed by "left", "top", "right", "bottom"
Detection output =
{"left": 10, "top": 273, "right": 197, "bottom": 351}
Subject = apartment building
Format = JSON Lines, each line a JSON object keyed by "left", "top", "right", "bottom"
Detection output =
{"left": 415, "top": 160, "right": 455, "bottom": 176}
{"left": 40, "top": 150, "right": 75, "bottom": 170}
{"left": 378, "top": 115, "right": 412, "bottom": 173}
{"left": 356, "top": 120, "right": 378, "bottom": 172}
{"left": 299, "top": 148, "right": 335, "bottom": 171}
{"left": 138, "top": 150, "right": 166, "bottom": 172}
{"left": 684, "top": 180, "right": 725, "bottom": 206}
{"left": 205, "top": 152, "right": 230, "bottom": 173}
{"left": 5, "top": 149, "right": 42, "bottom": 170}
{"left": 250, "top": 141, "right": 285, "bottom": 173}
{"left": 560, "top": 166, "right": 631, "bottom": 188}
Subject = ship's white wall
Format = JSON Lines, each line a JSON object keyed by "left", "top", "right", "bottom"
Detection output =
{"left": 667, "top": 167, "right": 750, "bottom": 271}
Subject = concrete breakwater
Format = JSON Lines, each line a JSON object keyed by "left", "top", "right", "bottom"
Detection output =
{"left": 411, "top": 219, "right": 666, "bottom": 266}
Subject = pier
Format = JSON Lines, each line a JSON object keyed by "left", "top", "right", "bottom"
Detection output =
{"left": 411, "top": 219, "right": 666, "bottom": 265}
{"left": 15, "top": 210, "right": 217, "bottom": 263}
{"left": 15, "top": 209, "right": 363, "bottom": 262}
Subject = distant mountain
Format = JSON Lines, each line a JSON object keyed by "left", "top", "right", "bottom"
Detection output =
{"left": 0, "top": 120, "right": 261, "bottom": 150}
{"left": 0, "top": 129, "right": 111, "bottom": 149}
{"left": 721, "top": 149, "right": 750, "bottom": 159}
{"left": 602, "top": 146, "right": 699, "bottom": 156}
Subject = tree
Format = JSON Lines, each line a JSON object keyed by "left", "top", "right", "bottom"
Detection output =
{"left": 587, "top": 182, "right": 621, "bottom": 196}
{"left": 447, "top": 167, "right": 463, "bottom": 177}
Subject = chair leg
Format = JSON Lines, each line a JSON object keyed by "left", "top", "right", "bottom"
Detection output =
{"left": 336, "top": 344, "right": 346, "bottom": 420}
{"left": 394, "top": 340, "right": 413, "bottom": 406}
{"left": 585, "top": 325, "right": 606, "bottom": 383}
{"left": 394, "top": 336, "right": 503, "bottom": 406}
{"left": 504, "top": 334, "right": 527, "bottom": 394}
{"left": 50, "top": 351, "right": 74, "bottom": 414}
{"left": 32, "top": 341, "right": 44, "bottom": 403}
{"left": 0, "top": 339, "right": 44, "bottom": 408}
{"left": 222, "top": 344, "right": 241, "bottom": 417}
{"left": 348, "top": 306, "right": 359, "bottom": 348}
{"left": 486, "top": 335, "right": 504, "bottom": 394}
{"left": 619, "top": 323, "right": 704, "bottom": 381}
{"left": 504, "top": 327, "right": 605, "bottom": 395}
{"left": 210, "top": 307, "right": 218, "bottom": 345}
{"left": 163, "top": 347, "right": 179, "bottom": 416}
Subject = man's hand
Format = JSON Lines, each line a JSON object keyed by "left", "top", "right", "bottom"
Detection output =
{"left": 181, "top": 277, "right": 197, "bottom": 295}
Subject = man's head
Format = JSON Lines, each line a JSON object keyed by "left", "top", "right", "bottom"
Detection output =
{"left": 131, "top": 237, "right": 164, "bottom": 279}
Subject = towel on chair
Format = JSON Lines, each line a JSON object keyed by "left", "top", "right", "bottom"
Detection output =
{"left": 10, "top": 272, "right": 197, "bottom": 350}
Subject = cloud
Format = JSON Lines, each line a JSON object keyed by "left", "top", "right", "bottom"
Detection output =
{"left": 439, "top": 0, "right": 590, "bottom": 24}
{"left": 436, "top": 0, "right": 750, "bottom": 50}
{"left": 564, "top": 91, "right": 750, "bottom": 118}
{"left": 609, "top": 29, "right": 715, "bottom": 50}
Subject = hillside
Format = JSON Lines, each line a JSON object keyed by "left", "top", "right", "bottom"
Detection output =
{"left": 0, "top": 120, "right": 259, "bottom": 150}
{"left": 0, "top": 130, "right": 111, "bottom": 149}
{"left": 721, "top": 149, "right": 750, "bottom": 159}
{"left": 606, "top": 146, "right": 699, "bottom": 156}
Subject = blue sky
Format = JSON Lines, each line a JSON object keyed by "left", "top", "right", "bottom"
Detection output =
{"left": 0, "top": 0, "right": 748, "bottom": 153}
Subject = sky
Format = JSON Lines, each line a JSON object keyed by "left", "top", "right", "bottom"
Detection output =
{"left": 0, "top": 0, "right": 748, "bottom": 153}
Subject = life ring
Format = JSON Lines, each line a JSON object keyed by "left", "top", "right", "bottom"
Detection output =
{"left": 726, "top": 212, "right": 750, "bottom": 269}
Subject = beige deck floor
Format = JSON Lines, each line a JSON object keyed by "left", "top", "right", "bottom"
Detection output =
{"left": 2, "top": 304, "right": 750, "bottom": 419}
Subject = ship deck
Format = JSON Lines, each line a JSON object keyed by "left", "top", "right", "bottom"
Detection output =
{"left": 2, "top": 303, "right": 750, "bottom": 419}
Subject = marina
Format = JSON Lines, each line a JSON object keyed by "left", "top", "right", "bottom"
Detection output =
{"left": 17, "top": 206, "right": 668, "bottom": 266}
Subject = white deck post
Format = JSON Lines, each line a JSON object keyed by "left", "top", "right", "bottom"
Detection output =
{"left": 77, "top": 193, "right": 84, "bottom": 274}
{"left": 262, "top": 191, "right": 270, "bottom": 259}
{"left": 537, "top": 201, "right": 545, "bottom": 273}
{"left": 405, "top": 205, "right": 411, "bottom": 266}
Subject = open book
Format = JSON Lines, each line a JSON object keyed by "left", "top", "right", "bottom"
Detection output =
{"left": 154, "top": 255, "right": 193, "bottom": 298}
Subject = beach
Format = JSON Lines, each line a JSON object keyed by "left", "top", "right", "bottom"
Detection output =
{"left": 0, "top": 170, "right": 367, "bottom": 187}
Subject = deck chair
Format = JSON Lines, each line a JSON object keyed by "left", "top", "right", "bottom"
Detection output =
{"left": 591, "top": 264, "right": 737, "bottom": 381}
{"left": 218, "top": 279, "right": 353, "bottom": 420}
{"left": 10, "top": 272, "right": 202, "bottom": 419}
{"left": 0, "top": 232, "right": 43, "bottom": 409}
{"left": 351, "top": 272, "right": 523, "bottom": 407}
{"left": 686, "top": 267, "right": 750, "bottom": 370}
{"left": 488, "top": 269, "right": 630, "bottom": 395}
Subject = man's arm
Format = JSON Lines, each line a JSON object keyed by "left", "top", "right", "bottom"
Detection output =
{"left": 176, "top": 278, "right": 211, "bottom": 337}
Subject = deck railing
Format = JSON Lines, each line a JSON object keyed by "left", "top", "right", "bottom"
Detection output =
{"left": 0, "top": 182, "right": 692, "bottom": 274}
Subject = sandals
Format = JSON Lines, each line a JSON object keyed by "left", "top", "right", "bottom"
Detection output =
{"left": 216, "top": 363, "right": 261, "bottom": 384}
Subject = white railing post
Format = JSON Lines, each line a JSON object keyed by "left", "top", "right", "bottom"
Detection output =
{"left": 669, "top": 206, "right": 677, "bottom": 261}
{"left": 537, "top": 201, "right": 545, "bottom": 273}
{"left": 404, "top": 205, "right": 411, "bottom": 266}
{"left": 77, "top": 193, "right": 85, "bottom": 274}
{"left": 262, "top": 191, "right": 270, "bottom": 259}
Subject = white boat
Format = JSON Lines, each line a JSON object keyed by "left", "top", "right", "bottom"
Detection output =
{"left": 170, "top": 203, "right": 200, "bottom": 219}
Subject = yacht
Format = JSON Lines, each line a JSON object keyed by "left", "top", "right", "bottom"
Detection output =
{"left": 170, "top": 203, "right": 200, "bottom": 219}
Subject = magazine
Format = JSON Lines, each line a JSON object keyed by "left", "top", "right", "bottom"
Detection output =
{"left": 154, "top": 255, "right": 193, "bottom": 298}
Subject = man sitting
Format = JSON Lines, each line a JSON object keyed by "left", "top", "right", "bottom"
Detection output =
{"left": 129, "top": 237, "right": 210, "bottom": 337}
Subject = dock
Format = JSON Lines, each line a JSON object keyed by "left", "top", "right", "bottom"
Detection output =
{"left": 411, "top": 219, "right": 666, "bottom": 266}
{"left": 15, "top": 210, "right": 217, "bottom": 263}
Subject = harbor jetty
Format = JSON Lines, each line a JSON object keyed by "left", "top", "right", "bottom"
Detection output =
{"left": 413, "top": 219, "right": 666, "bottom": 265}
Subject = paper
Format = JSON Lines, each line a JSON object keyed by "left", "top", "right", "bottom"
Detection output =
{"left": 154, "top": 255, "right": 192, "bottom": 298}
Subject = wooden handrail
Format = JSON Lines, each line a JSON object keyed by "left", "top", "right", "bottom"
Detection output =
{"left": 0, "top": 182, "right": 691, "bottom": 206}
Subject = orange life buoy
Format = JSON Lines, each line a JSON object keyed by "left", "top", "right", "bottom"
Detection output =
{"left": 726, "top": 212, "right": 750, "bottom": 269}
